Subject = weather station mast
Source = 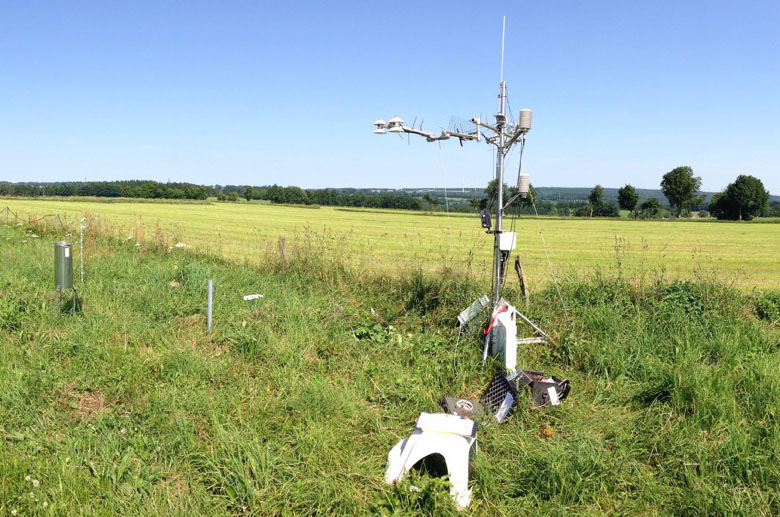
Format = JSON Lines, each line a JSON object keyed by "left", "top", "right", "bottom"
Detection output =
{"left": 373, "top": 18, "right": 541, "bottom": 368}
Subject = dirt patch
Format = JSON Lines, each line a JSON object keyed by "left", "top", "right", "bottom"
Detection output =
{"left": 78, "top": 391, "right": 107, "bottom": 419}
{"left": 60, "top": 384, "right": 109, "bottom": 420}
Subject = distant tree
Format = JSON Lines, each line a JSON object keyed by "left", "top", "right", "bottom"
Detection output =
{"left": 511, "top": 184, "right": 538, "bottom": 212}
{"left": 468, "top": 197, "right": 481, "bottom": 211}
{"left": 640, "top": 197, "right": 660, "bottom": 218}
{"left": 266, "top": 184, "right": 284, "bottom": 203}
{"left": 284, "top": 186, "right": 309, "bottom": 205}
{"left": 254, "top": 187, "right": 269, "bottom": 200}
{"left": 587, "top": 185, "right": 604, "bottom": 208}
{"left": 227, "top": 192, "right": 239, "bottom": 202}
{"left": 484, "top": 179, "right": 510, "bottom": 204}
{"left": 709, "top": 174, "right": 769, "bottom": 221}
{"left": 243, "top": 186, "right": 254, "bottom": 202}
{"left": 661, "top": 166, "right": 702, "bottom": 217}
{"left": 617, "top": 184, "right": 639, "bottom": 216}
{"left": 597, "top": 203, "right": 620, "bottom": 217}
{"left": 574, "top": 204, "right": 592, "bottom": 217}
{"left": 217, "top": 191, "right": 226, "bottom": 201}
{"left": 574, "top": 200, "right": 619, "bottom": 218}
{"left": 423, "top": 192, "right": 439, "bottom": 208}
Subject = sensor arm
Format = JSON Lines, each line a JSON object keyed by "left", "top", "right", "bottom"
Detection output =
{"left": 505, "top": 128, "right": 526, "bottom": 147}
{"left": 400, "top": 126, "right": 436, "bottom": 139}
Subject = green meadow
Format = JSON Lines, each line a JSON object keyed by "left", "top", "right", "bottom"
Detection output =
{"left": 1, "top": 214, "right": 779, "bottom": 514}
{"left": 3, "top": 198, "right": 780, "bottom": 290}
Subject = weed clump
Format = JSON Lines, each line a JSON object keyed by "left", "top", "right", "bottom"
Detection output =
{"left": 0, "top": 292, "right": 27, "bottom": 331}
{"left": 754, "top": 291, "right": 780, "bottom": 322}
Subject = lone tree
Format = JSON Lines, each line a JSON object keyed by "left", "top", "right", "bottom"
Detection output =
{"left": 709, "top": 174, "right": 769, "bottom": 221}
{"left": 484, "top": 179, "right": 510, "bottom": 203}
{"left": 243, "top": 186, "right": 254, "bottom": 202}
{"left": 617, "top": 184, "right": 639, "bottom": 216}
{"left": 585, "top": 185, "right": 604, "bottom": 217}
{"left": 588, "top": 184, "right": 604, "bottom": 207}
{"left": 661, "top": 166, "right": 701, "bottom": 217}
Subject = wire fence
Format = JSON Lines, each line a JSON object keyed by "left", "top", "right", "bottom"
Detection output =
{"left": 2, "top": 205, "right": 71, "bottom": 230}
{"left": 3, "top": 204, "right": 777, "bottom": 291}
{"left": 1, "top": 204, "right": 497, "bottom": 282}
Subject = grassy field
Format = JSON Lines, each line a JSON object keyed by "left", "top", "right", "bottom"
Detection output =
{"left": 3, "top": 198, "right": 780, "bottom": 290}
{"left": 1, "top": 218, "right": 780, "bottom": 514}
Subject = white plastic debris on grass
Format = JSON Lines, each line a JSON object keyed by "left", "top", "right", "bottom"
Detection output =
{"left": 243, "top": 294, "right": 264, "bottom": 301}
{"left": 385, "top": 412, "right": 477, "bottom": 509}
{"left": 174, "top": 242, "right": 187, "bottom": 248}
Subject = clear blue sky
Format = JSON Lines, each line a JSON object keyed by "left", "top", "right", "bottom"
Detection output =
{"left": 1, "top": 1, "right": 778, "bottom": 193}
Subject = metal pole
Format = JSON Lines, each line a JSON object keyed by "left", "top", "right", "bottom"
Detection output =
{"left": 207, "top": 280, "right": 213, "bottom": 333}
{"left": 493, "top": 80, "right": 507, "bottom": 309}
{"left": 80, "top": 222, "right": 85, "bottom": 284}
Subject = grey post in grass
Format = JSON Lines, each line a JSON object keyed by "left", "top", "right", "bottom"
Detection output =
{"left": 207, "top": 280, "right": 213, "bottom": 333}
{"left": 54, "top": 241, "right": 74, "bottom": 290}
{"left": 54, "top": 241, "right": 74, "bottom": 315}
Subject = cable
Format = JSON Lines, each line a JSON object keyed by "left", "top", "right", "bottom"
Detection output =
{"left": 453, "top": 324, "right": 464, "bottom": 375}
{"left": 497, "top": 136, "right": 526, "bottom": 292}
{"left": 530, "top": 193, "right": 571, "bottom": 320}
{"left": 438, "top": 144, "right": 450, "bottom": 221}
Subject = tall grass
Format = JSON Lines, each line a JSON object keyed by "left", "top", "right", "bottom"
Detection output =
{"left": 0, "top": 219, "right": 778, "bottom": 514}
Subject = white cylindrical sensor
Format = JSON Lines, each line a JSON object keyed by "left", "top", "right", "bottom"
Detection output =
{"left": 517, "top": 173, "right": 530, "bottom": 198}
{"left": 518, "top": 109, "right": 532, "bottom": 132}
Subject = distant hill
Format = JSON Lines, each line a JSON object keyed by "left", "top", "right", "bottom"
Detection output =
{"left": 390, "top": 186, "right": 779, "bottom": 204}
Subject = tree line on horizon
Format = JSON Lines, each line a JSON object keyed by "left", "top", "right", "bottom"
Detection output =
{"left": 1, "top": 168, "right": 777, "bottom": 220}
{"left": 0, "top": 180, "right": 211, "bottom": 200}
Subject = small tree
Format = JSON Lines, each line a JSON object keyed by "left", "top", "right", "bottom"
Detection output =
{"left": 617, "top": 184, "right": 639, "bottom": 217}
{"left": 484, "top": 179, "right": 510, "bottom": 203}
{"left": 661, "top": 166, "right": 701, "bottom": 217}
{"left": 243, "top": 186, "right": 254, "bottom": 202}
{"left": 512, "top": 183, "right": 538, "bottom": 212}
{"left": 217, "top": 191, "right": 226, "bottom": 201}
{"left": 640, "top": 197, "right": 660, "bottom": 218}
{"left": 227, "top": 192, "right": 238, "bottom": 202}
{"left": 423, "top": 193, "right": 439, "bottom": 209}
{"left": 709, "top": 174, "right": 769, "bottom": 220}
{"left": 588, "top": 185, "right": 604, "bottom": 207}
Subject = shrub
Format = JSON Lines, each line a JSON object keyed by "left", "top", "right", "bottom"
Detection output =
{"left": 755, "top": 292, "right": 780, "bottom": 321}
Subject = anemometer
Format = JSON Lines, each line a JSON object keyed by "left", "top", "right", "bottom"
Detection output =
{"left": 373, "top": 17, "right": 532, "bottom": 314}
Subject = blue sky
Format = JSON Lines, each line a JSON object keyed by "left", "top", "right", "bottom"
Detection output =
{"left": 1, "top": 1, "right": 778, "bottom": 193}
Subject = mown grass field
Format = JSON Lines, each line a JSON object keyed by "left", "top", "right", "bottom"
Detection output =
{"left": 1, "top": 218, "right": 780, "bottom": 514}
{"left": 3, "top": 198, "right": 780, "bottom": 290}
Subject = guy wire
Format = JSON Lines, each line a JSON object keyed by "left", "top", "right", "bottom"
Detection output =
{"left": 531, "top": 193, "right": 570, "bottom": 320}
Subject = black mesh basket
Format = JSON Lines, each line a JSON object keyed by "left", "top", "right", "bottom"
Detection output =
{"left": 480, "top": 373, "right": 517, "bottom": 422}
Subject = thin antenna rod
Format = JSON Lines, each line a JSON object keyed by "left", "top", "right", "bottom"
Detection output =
{"left": 500, "top": 16, "right": 506, "bottom": 82}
